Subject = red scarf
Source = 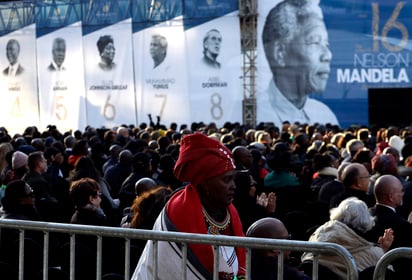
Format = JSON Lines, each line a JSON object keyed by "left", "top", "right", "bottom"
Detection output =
{"left": 166, "top": 184, "right": 246, "bottom": 276}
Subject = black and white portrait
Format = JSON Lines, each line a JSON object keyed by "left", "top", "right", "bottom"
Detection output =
{"left": 259, "top": 0, "right": 339, "bottom": 125}
{"left": 97, "top": 35, "right": 116, "bottom": 71}
{"left": 48, "top": 37, "right": 66, "bottom": 71}
{"left": 3, "top": 39, "right": 24, "bottom": 77}
{"left": 150, "top": 34, "right": 167, "bottom": 69}
{"left": 202, "top": 29, "right": 222, "bottom": 69}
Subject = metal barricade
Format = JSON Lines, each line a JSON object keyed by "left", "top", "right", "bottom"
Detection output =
{"left": 373, "top": 247, "right": 412, "bottom": 280}
{"left": 0, "top": 219, "right": 358, "bottom": 280}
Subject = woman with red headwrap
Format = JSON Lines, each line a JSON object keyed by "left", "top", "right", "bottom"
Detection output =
{"left": 132, "top": 132, "right": 246, "bottom": 280}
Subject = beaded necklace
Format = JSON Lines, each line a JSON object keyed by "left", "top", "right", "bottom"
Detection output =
{"left": 202, "top": 207, "right": 241, "bottom": 280}
{"left": 202, "top": 206, "right": 231, "bottom": 235}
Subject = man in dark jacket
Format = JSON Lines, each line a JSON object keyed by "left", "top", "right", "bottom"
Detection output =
{"left": 330, "top": 162, "right": 375, "bottom": 208}
{"left": 118, "top": 152, "right": 152, "bottom": 210}
{"left": 22, "top": 151, "right": 60, "bottom": 222}
{"left": 104, "top": 149, "right": 132, "bottom": 198}
{"left": 366, "top": 174, "right": 412, "bottom": 278}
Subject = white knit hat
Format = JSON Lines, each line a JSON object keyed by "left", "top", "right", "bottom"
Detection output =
{"left": 12, "top": 151, "right": 28, "bottom": 170}
{"left": 389, "top": 135, "right": 405, "bottom": 155}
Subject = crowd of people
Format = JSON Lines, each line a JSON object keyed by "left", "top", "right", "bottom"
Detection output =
{"left": 1, "top": 119, "right": 412, "bottom": 279}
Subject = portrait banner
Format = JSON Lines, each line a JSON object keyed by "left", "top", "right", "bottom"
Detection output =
{"left": 184, "top": 12, "right": 242, "bottom": 127}
{"left": 36, "top": 21, "right": 87, "bottom": 133}
{"left": 134, "top": 17, "right": 190, "bottom": 127}
{"left": 83, "top": 18, "right": 136, "bottom": 128}
{"left": 257, "top": 0, "right": 412, "bottom": 128}
{"left": 0, "top": 24, "right": 39, "bottom": 136}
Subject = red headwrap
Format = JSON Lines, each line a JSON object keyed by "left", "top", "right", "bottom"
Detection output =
{"left": 174, "top": 133, "right": 236, "bottom": 185}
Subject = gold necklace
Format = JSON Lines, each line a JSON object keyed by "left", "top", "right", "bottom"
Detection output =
{"left": 202, "top": 206, "right": 230, "bottom": 235}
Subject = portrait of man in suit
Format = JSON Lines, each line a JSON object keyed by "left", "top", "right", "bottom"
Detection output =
{"left": 48, "top": 37, "right": 66, "bottom": 71}
{"left": 202, "top": 29, "right": 222, "bottom": 69}
{"left": 3, "top": 39, "right": 24, "bottom": 77}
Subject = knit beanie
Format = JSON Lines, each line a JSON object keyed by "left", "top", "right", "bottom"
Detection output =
{"left": 12, "top": 151, "right": 28, "bottom": 170}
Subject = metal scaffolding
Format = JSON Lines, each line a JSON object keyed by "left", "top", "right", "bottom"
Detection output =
{"left": 239, "top": 0, "right": 257, "bottom": 127}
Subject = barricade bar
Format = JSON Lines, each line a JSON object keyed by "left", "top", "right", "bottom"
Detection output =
{"left": 0, "top": 219, "right": 359, "bottom": 280}
{"left": 373, "top": 247, "right": 412, "bottom": 280}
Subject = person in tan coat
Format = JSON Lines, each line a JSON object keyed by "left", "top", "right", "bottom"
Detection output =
{"left": 301, "top": 197, "right": 393, "bottom": 279}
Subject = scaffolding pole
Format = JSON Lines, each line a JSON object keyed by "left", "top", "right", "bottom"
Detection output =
{"left": 239, "top": 0, "right": 257, "bottom": 127}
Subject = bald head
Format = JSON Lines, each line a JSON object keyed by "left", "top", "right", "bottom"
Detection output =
{"left": 246, "top": 217, "right": 288, "bottom": 240}
{"left": 117, "top": 127, "right": 129, "bottom": 138}
{"left": 246, "top": 217, "right": 290, "bottom": 258}
{"left": 341, "top": 162, "right": 370, "bottom": 192}
{"left": 135, "top": 177, "right": 157, "bottom": 196}
{"left": 374, "top": 174, "right": 404, "bottom": 207}
{"left": 232, "top": 146, "right": 252, "bottom": 169}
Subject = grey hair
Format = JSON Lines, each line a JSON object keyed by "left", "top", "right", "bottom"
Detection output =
{"left": 152, "top": 34, "right": 168, "bottom": 49}
{"left": 330, "top": 197, "right": 375, "bottom": 233}
{"left": 262, "top": 0, "right": 323, "bottom": 67}
{"left": 203, "top": 29, "right": 221, "bottom": 54}
{"left": 346, "top": 139, "right": 364, "bottom": 157}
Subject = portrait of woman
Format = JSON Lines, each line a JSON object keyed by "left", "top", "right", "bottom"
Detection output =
{"left": 97, "top": 35, "right": 116, "bottom": 71}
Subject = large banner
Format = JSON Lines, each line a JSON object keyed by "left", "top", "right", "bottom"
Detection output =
{"left": 36, "top": 21, "right": 87, "bottom": 133}
{"left": 257, "top": 0, "right": 412, "bottom": 128}
{"left": 0, "top": 24, "right": 39, "bottom": 136}
{"left": 184, "top": 1, "right": 242, "bottom": 127}
{"left": 83, "top": 18, "right": 136, "bottom": 128}
{"left": 134, "top": 17, "right": 190, "bottom": 127}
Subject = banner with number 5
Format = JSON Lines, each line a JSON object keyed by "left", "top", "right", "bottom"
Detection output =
{"left": 36, "top": 21, "right": 87, "bottom": 133}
